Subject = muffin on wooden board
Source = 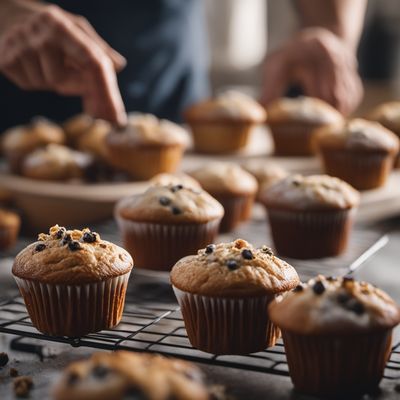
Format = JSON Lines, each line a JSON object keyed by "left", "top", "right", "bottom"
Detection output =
{"left": 150, "top": 172, "right": 202, "bottom": 190}
{"left": 53, "top": 351, "right": 211, "bottom": 400}
{"left": 260, "top": 174, "right": 360, "bottom": 259}
{"left": 105, "top": 113, "right": 189, "bottom": 180}
{"left": 12, "top": 225, "right": 133, "bottom": 337}
{"left": 267, "top": 96, "right": 343, "bottom": 156}
{"left": 171, "top": 239, "right": 299, "bottom": 354}
{"left": 1, "top": 117, "right": 65, "bottom": 173}
{"left": 0, "top": 208, "right": 20, "bottom": 251}
{"left": 315, "top": 118, "right": 400, "bottom": 190}
{"left": 189, "top": 162, "right": 258, "bottom": 232}
{"left": 185, "top": 90, "right": 266, "bottom": 154}
{"left": 366, "top": 101, "right": 400, "bottom": 167}
{"left": 269, "top": 275, "right": 400, "bottom": 397}
{"left": 115, "top": 184, "right": 223, "bottom": 271}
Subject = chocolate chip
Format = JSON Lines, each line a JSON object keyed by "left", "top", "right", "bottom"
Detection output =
{"left": 260, "top": 245, "right": 274, "bottom": 256}
{"left": 82, "top": 232, "right": 97, "bottom": 243}
{"left": 0, "top": 352, "right": 9, "bottom": 367}
{"left": 226, "top": 259, "right": 239, "bottom": 270}
{"left": 91, "top": 365, "right": 109, "bottom": 379}
{"left": 170, "top": 184, "right": 183, "bottom": 192}
{"left": 35, "top": 243, "right": 46, "bottom": 252}
{"left": 293, "top": 284, "right": 304, "bottom": 293}
{"left": 312, "top": 281, "right": 325, "bottom": 295}
{"left": 343, "top": 275, "right": 354, "bottom": 283}
{"left": 10, "top": 368, "right": 18, "bottom": 377}
{"left": 395, "top": 383, "right": 400, "bottom": 393}
{"left": 337, "top": 292, "right": 351, "bottom": 304}
{"left": 326, "top": 276, "right": 336, "bottom": 282}
{"left": 241, "top": 249, "right": 253, "bottom": 260}
{"left": 68, "top": 241, "right": 82, "bottom": 251}
{"left": 171, "top": 206, "right": 182, "bottom": 215}
{"left": 292, "top": 179, "right": 301, "bottom": 186}
{"left": 205, "top": 244, "right": 216, "bottom": 254}
{"left": 159, "top": 196, "right": 171, "bottom": 206}
{"left": 55, "top": 228, "right": 66, "bottom": 239}
{"left": 62, "top": 234, "right": 72, "bottom": 245}
{"left": 67, "top": 372, "right": 79, "bottom": 386}
{"left": 346, "top": 299, "right": 365, "bottom": 315}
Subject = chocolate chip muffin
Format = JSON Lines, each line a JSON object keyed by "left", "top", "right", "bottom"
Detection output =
{"left": 105, "top": 113, "right": 189, "bottom": 180}
{"left": 12, "top": 225, "right": 133, "bottom": 337}
{"left": 315, "top": 118, "right": 400, "bottom": 190}
{"left": 0, "top": 208, "right": 20, "bottom": 251}
{"left": 269, "top": 275, "right": 400, "bottom": 397}
{"left": 267, "top": 96, "right": 343, "bottom": 156}
{"left": 185, "top": 90, "right": 267, "bottom": 154}
{"left": 190, "top": 162, "right": 258, "bottom": 232}
{"left": 150, "top": 172, "right": 202, "bottom": 190}
{"left": 53, "top": 351, "right": 211, "bottom": 400}
{"left": 260, "top": 174, "right": 360, "bottom": 259}
{"left": 171, "top": 239, "right": 299, "bottom": 354}
{"left": 1, "top": 117, "right": 65, "bottom": 173}
{"left": 115, "top": 184, "right": 224, "bottom": 271}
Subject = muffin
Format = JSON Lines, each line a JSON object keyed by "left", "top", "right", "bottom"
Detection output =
{"left": 0, "top": 208, "right": 20, "bottom": 251}
{"left": 260, "top": 174, "right": 360, "bottom": 259}
{"left": 269, "top": 275, "right": 400, "bottom": 397}
{"left": 63, "top": 114, "right": 111, "bottom": 160}
{"left": 267, "top": 96, "right": 343, "bottom": 156}
{"left": 171, "top": 239, "right": 299, "bottom": 354}
{"left": 366, "top": 101, "right": 400, "bottom": 167}
{"left": 315, "top": 118, "right": 400, "bottom": 190}
{"left": 21, "top": 144, "right": 94, "bottom": 181}
{"left": 12, "top": 225, "right": 133, "bottom": 337}
{"left": 53, "top": 351, "right": 211, "bottom": 400}
{"left": 105, "top": 113, "right": 189, "bottom": 180}
{"left": 115, "top": 184, "right": 224, "bottom": 271}
{"left": 150, "top": 172, "right": 202, "bottom": 190}
{"left": 189, "top": 163, "right": 258, "bottom": 232}
{"left": 241, "top": 159, "right": 288, "bottom": 200}
{"left": 1, "top": 117, "right": 65, "bottom": 173}
{"left": 184, "top": 90, "right": 266, "bottom": 154}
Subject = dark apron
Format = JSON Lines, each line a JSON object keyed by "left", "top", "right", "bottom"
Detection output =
{"left": 0, "top": 0, "right": 209, "bottom": 131}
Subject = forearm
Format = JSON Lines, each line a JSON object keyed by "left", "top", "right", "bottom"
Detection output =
{"left": 295, "top": 0, "right": 367, "bottom": 50}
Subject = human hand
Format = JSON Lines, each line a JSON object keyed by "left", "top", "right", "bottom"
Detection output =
{"left": 261, "top": 28, "right": 363, "bottom": 115}
{"left": 0, "top": 1, "right": 127, "bottom": 125}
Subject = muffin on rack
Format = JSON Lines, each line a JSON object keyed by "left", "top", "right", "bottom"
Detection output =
{"left": 189, "top": 162, "right": 258, "bottom": 232}
{"left": 1, "top": 117, "right": 65, "bottom": 173}
{"left": 12, "top": 225, "right": 133, "bottom": 337}
{"left": 184, "top": 90, "right": 266, "bottom": 153}
{"left": 269, "top": 275, "right": 400, "bottom": 397}
{"left": 260, "top": 174, "right": 360, "bottom": 259}
{"left": 105, "top": 113, "right": 190, "bottom": 180}
{"left": 150, "top": 172, "right": 202, "bottom": 190}
{"left": 267, "top": 96, "right": 343, "bottom": 156}
{"left": 315, "top": 118, "right": 400, "bottom": 190}
{"left": 171, "top": 239, "right": 299, "bottom": 354}
{"left": 366, "top": 101, "right": 400, "bottom": 167}
{"left": 0, "top": 208, "right": 20, "bottom": 251}
{"left": 115, "top": 184, "right": 224, "bottom": 271}
{"left": 21, "top": 144, "right": 94, "bottom": 181}
{"left": 53, "top": 351, "right": 211, "bottom": 400}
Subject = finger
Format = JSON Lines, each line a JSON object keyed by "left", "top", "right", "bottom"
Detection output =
{"left": 2, "top": 60, "right": 33, "bottom": 90}
{"left": 18, "top": 49, "right": 47, "bottom": 89}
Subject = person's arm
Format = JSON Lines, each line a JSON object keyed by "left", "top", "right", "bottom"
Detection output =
{"left": 262, "top": 0, "right": 367, "bottom": 115}
{"left": 0, "top": 0, "right": 127, "bottom": 125}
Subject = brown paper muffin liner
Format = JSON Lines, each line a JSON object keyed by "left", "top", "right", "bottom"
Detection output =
{"left": 319, "top": 149, "right": 395, "bottom": 190}
{"left": 116, "top": 217, "right": 221, "bottom": 271}
{"left": 189, "top": 121, "right": 253, "bottom": 154}
{"left": 281, "top": 329, "right": 393, "bottom": 397}
{"left": 106, "top": 143, "right": 184, "bottom": 180}
{"left": 265, "top": 208, "right": 354, "bottom": 259}
{"left": 14, "top": 272, "right": 131, "bottom": 337}
{"left": 173, "top": 287, "right": 280, "bottom": 355}
{"left": 269, "top": 121, "right": 323, "bottom": 156}
{"left": 0, "top": 225, "right": 19, "bottom": 251}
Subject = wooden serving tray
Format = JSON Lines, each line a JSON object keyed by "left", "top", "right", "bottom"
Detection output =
{"left": 1, "top": 127, "right": 399, "bottom": 231}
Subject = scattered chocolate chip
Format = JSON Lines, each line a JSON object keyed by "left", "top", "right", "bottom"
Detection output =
{"left": 226, "top": 259, "right": 239, "bottom": 270}
{"left": 13, "top": 376, "right": 33, "bottom": 397}
{"left": 171, "top": 206, "right": 182, "bottom": 215}
{"left": 241, "top": 249, "right": 253, "bottom": 260}
{"left": 62, "top": 234, "right": 72, "bottom": 245}
{"left": 55, "top": 227, "right": 66, "bottom": 239}
{"left": 10, "top": 367, "right": 18, "bottom": 377}
{"left": 159, "top": 196, "right": 171, "bottom": 206}
{"left": 293, "top": 284, "right": 304, "bottom": 293}
{"left": 205, "top": 244, "right": 216, "bottom": 254}
{"left": 35, "top": 243, "right": 46, "bottom": 252}
{"left": 0, "top": 352, "right": 9, "bottom": 367}
{"left": 292, "top": 179, "right": 301, "bottom": 186}
{"left": 312, "top": 281, "right": 325, "bottom": 295}
{"left": 260, "top": 245, "right": 274, "bottom": 256}
{"left": 395, "top": 383, "right": 400, "bottom": 393}
{"left": 342, "top": 275, "right": 354, "bottom": 283}
{"left": 82, "top": 232, "right": 97, "bottom": 243}
{"left": 92, "top": 365, "right": 110, "bottom": 379}
{"left": 170, "top": 184, "right": 183, "bottom": 192}
{"left": 337, "top": 292, "right": 351, "bottom": 304}
{"left": 326, "top": 276, "right": 336, "bottom": 282}
{"left": 346, "top": 299, "right": 365, "bottom": 315}
{"left": 67, "top": 372, "right": 80, "bottom": 386}
{"left": 68, "top": 241, "right": 82, "bottom": 251}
